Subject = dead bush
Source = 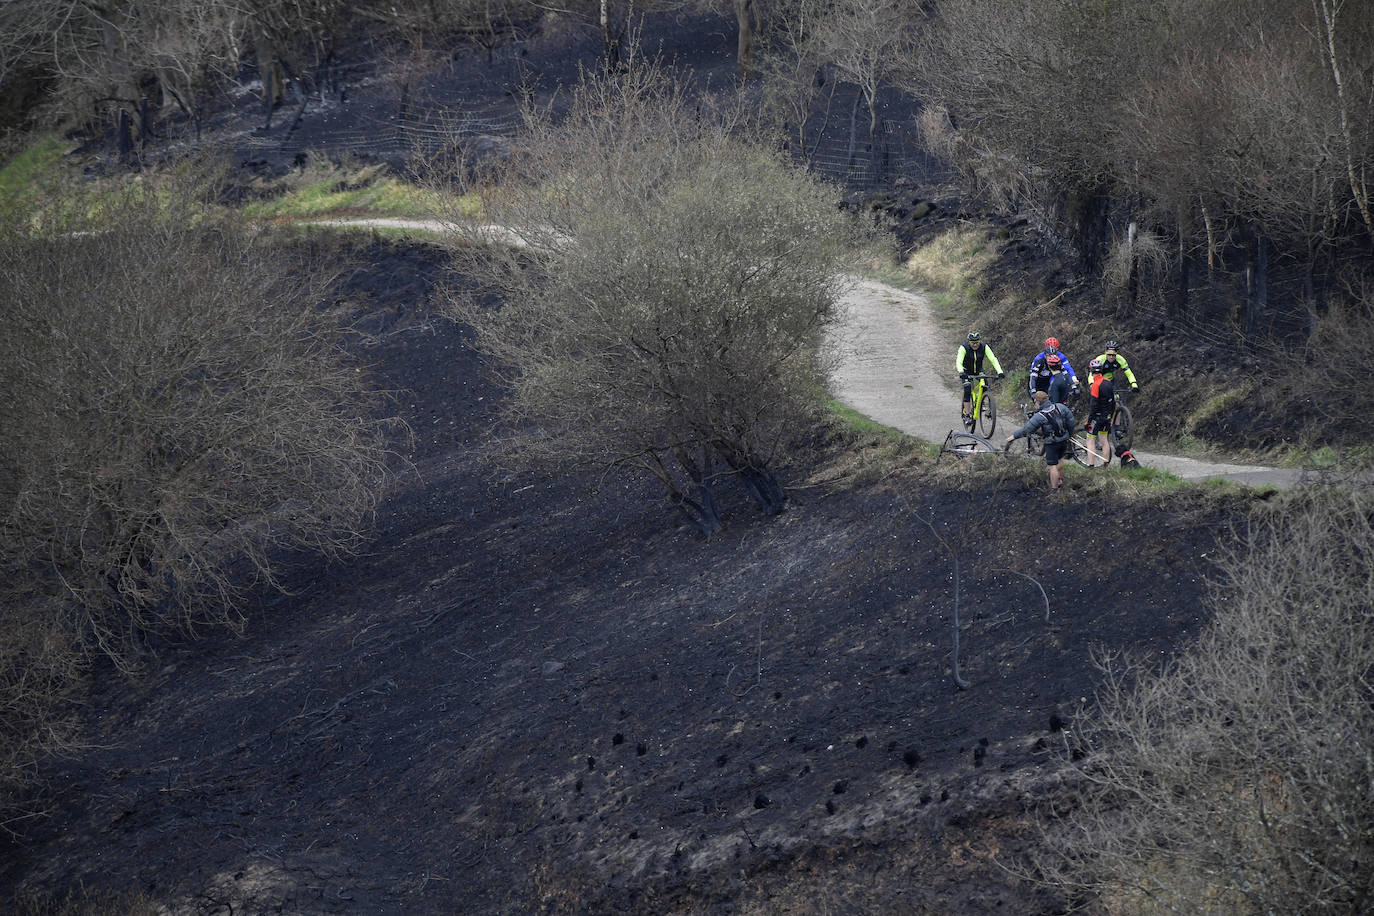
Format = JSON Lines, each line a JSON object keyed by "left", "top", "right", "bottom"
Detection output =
{"left": 0, "top": 600, "right": 83, "bottom": 831}
{"left": 1102, "top": 225, "right": 1169, "bottom": 308}
{"left": 431, "top": 62, "right": 866, "bottom": 535}
{"left": 0, "top": 175, "right": 402, "bottom": 660}
{"left": 0, "top": 171, "right": 403, "bottom": 826}
{"left": 1043, "top": 488, "right": 1374, "bottom": 913}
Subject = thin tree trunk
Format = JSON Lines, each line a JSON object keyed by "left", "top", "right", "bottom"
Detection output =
{"left": 1313, "top": 0, "right": 1374, "bottom": 247}
{"left": 1123, "top": 219, "right": 1138, "bottom": 317}
{"left": 805, "top": 75, "right": 838, "bottom": 162}
{"left": 600, "top": 0, "right": 620, "bottom": 73}
{"left": 734, "top": 0, "right": 757, "bottom": 77}
{"left": 1201, "top": 197, "right": 1217, "bottom": 275}
{"left": 1245, "top": 231, "right": 1269, "bottom": 335}
{"left": 845, "top": 87, "right": 861, "bottom": 175}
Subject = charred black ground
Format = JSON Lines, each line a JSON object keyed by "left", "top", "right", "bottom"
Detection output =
{"left": 0, "top": 240, "right": 1245, "bottom": 914}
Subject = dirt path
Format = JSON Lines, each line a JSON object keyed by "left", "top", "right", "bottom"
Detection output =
{"left": 830, "top": 277, "right": 1304, "bottom": 488}
{"left": 313, "top": 218, "right": 1302, "bottom": 487}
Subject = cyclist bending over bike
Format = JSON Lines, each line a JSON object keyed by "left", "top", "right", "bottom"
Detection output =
{"left": 955, "top": 330, "right": 1004, "bottom": 420}
{"left": 1083, "top": 356, "right": 1115, "bottom": 467}
{"left": 1005, "top": 389, "right": 1075, "bottom": 494}
{"left": 1028, "top": 336, "right": 1080, "bottom": 403}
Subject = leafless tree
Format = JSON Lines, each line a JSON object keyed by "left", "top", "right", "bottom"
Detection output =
{"left": 0, "top": 168, "right": 404, "bottom": 664}
{"left": 812, "top": 0, "right": 915, "bottom": 176}
{"left": 1041, "top": 488, "right": 1374, "bottom": 912}
{"left": 0, "top": 0, "right": 246, "bottom": 144}
{"left": 753, "top": 0, "right": 833, "bottom": 155}
{"left": 429, "top": 63, "right": 865, "bottom": 534}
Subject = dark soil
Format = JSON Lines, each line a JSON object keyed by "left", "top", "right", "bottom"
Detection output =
{"left": 0, "top": 12, "right": 1268, "bottom": 911}
{"left": 0, "top": 240, "right": 1242, "bottom": 914}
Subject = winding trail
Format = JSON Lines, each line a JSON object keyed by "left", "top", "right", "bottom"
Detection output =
{"left": 313, "top": 218, "right": 1302, "bottom": 487}
{"left": 829, "top": 278, "right": 1303, "bottom": 488}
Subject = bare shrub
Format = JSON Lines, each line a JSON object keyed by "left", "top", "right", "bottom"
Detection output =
{"left": 1299, "top": 291, "right": 1374, "bottom": 422}
{"left": 1043, "top": 488, "right": 1374, "bottom": 912}
{"left": 0, "top": 172, "right": 402, "bottom": 664}
{"left": 1101, "top": 225, "right": 1170, "bottom": 313}
{"left": 431, "top": 62, "right": 866, "bottom": 534}
{"left": 0, "top": 600, "right": 83, "bottom": 831}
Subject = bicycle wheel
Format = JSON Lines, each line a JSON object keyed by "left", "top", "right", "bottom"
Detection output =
{"left": 938, "top": 431, "right": 1001, "bottom": 462}
{"left": 978, "top": 389, "right": 997, "bottom": 437}
{"left": 1069, "top": 436, "right": 1095, "bottom": 468}
{"left": 1111, "top": 402, "right": 1133, "bottom": 449}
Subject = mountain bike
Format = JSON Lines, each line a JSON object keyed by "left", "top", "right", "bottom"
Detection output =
{"left": 1069, "top": 425, "right": 1110, "bottom": 468}
{"left": 962, "top": 373, "right": 996, "bottom": 437}
{"left": 1109, "top": 392, "right": 1133, "bottom": 450}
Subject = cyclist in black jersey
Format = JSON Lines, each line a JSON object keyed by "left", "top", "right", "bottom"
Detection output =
{"left": 1083, "top": 356, "right": 1115, "bottom": 466}
{"left": 954, "top": 330, "right": 1005, "bottom": 419}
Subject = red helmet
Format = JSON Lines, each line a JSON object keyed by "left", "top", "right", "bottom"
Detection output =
{"left": 1046, "top": 353, "right": 1063, "bottom": 368}
{"left": 1044, "top": 336, "right": 1060, "bottom": 350}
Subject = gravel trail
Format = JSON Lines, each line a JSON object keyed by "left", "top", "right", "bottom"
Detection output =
{"left": 830, "top": 277, "right": 1303, "bottom": 487}
{"left": 315, "top": 219, "right": 1302, "bottom": 487}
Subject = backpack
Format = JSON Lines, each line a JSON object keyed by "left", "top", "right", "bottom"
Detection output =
{"left": 1040, "top": 402, "right": 1072, "bottom": 442}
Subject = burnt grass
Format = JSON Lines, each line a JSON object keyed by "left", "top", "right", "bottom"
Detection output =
{"left": 0, "top": 240, "right": 1245, "bottom": 913}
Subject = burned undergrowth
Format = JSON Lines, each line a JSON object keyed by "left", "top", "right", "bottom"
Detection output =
{"left": 0, "top": 241, "right": 1248, "bottom": 914}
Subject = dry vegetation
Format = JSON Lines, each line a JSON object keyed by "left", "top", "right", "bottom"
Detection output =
{"left": 0, "top": 1, "right": 1372, "bottom": 909}
{"left": 429, "top": 62, "right": 867, "bottom": 535}
{"left": 0, "top": 171, "right": 403, "bottom": 823}
{"left": 1042, "top": 488, "right": 1374, "bottom": 912}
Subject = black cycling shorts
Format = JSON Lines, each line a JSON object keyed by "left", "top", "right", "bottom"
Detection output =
{"left": 1044, "top": 439, "right": 1068, "bottom": 465}
{"left": 1085, "top": 415, "right": 1111, "bottom": 435}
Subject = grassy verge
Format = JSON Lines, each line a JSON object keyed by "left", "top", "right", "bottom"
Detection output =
{"left": 239, "top": 157, "right": 479, "bottom": 221}
{"left": 825, "top": 401, "right": 909, "bottom": 440}
{"left": 0, "top": 134, "right": 77, "bottom": 218}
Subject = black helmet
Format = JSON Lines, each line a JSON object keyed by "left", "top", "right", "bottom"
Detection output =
{"left": 967, "top": 330, "right": 982, "bottom": 343}
{"left": 1105, "top": 339, "right": 1120, "bottom": 350}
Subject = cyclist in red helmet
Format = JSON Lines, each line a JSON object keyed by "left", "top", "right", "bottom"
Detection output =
{"left": 1028, "top": 336, "right": 1080, "bottom": 403}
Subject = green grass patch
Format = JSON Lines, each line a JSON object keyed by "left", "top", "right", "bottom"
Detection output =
{"left": 902, "top": 223, "right": 1003, "bottom": 310}
{"left": 1118, "top": 464, "right": 1183, "bottom": 488}
{"left": 1184, "top": 385, "right": 1254, "bottom": 436}
{"left": 0, "top": 134, "right": 76, "bottom": 217}
{"left": 238, "top": 155, "right": 480, "bottom": 222}
{"left": 242, "top": 173, "right": 473, "bottom": 221}
{"left": 825, "top": 401, "right": 910, "bottom": 441}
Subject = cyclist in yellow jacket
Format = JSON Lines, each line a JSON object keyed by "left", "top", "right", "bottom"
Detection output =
{"left": 1093, "top": 339, "right": 1139, "bottom": 392}
{"left": 954, "top": 330, "right": 1005, "bottom": 419}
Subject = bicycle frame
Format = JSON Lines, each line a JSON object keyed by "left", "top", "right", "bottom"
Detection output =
{"left": 962, "top": 374, "right": 996, "bottom": 437}
{"left": 969, "top": 376, "right": 987, "bottom": 416}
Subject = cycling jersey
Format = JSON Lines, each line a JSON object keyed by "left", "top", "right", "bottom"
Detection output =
{"left": 1028, "top": 350, "right": 1079, "bottom": 394}
{"left": 1094, "top": 353, "right": 1138, "bottom": 387}
{"left": 955, "top": 343, "right": 1004, "bottom": 377}
{"left": 1086, "top": 374, "right": 1116, "bottom": 433}
{"left": 1047, "top": 372, "right": 1072, "bottom": 404}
